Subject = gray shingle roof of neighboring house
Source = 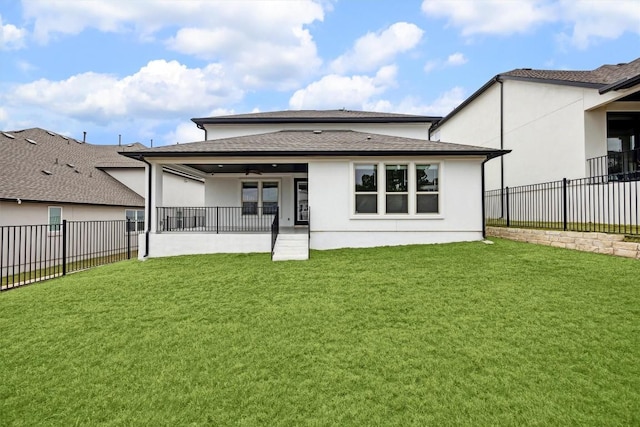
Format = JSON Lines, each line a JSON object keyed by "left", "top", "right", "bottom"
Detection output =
{"left": 192, "top": 109, "right": 442, "bottom": 126}
{"left": 121, "top": 130, "right": 508, "bottom": 159}
{"left": 432, "top": 57, "right": 640, "bottom": 132}
{"left": 0, "top": 128, "right": 145, "bottom": 206}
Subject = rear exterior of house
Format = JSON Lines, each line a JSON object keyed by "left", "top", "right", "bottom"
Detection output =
{"left": 123, "top": 110, "right": 507, "bottom": 260}
{"left": 430, "top": 58, "right": 640, "bottom": 190}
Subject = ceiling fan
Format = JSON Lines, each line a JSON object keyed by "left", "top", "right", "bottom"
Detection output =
{"left": 245, "top": 168, "right": 263, "bottom": 175}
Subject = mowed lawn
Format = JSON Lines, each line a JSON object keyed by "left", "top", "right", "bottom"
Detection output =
{"left": 1, "top": 239, "right": 638, "bottom": 426}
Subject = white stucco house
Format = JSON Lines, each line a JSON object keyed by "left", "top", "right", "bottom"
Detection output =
{"left": 430, "top": 57, "right": 640, "bottom": 190}
{"left": 122, "top": 110, "right": 508, "bottom": 260}
{"left": 0, "top": 128, "right": 205, "bottom": 228}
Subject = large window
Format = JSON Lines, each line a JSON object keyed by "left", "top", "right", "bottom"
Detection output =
{"left": 416, "top": 164, "right": 439, "bottom": 213}
{"left": 353, "top": 162, "right": 440, "bottom": 216}
{"left": 242, "top": 181, "right": 279, "bottom": 215}
{"left": 48, "top": 206, "right": 62, "bottom": 232}
{"left": 386, "top": 164, "right": 408, "bottom": 214}
{"left": 126, "top": 209, "right": 145, "bottom": 232}
{"left": 354, "top": 164, "right": 378, "bottom": 213}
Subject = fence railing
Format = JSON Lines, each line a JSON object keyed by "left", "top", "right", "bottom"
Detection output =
{"left": 587, "top": 148, "right": 640, "bottom": 181}
{"left": 157, "top": 206, "right": 277, "bottom": 233}
{"left": 485, "top": 175, "right": 640, "bottom": 235}
{"left": 1, "top": 219, "right": 139, "bottom": 291}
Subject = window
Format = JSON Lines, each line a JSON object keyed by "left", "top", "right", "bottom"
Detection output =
{"left": 48, "top": 206, "right": 62, "bottom": 232}
{"left": 354, "top": 164, "right": 377, "bottom": 214}
{"left": 385, "top": 164, "right": 408, "bottom": 214}
{"left": 242, "top": 181, "right": 279, "bottom": 215}
{"left": 126, "top": 209, "right": 145, "bottom": 232}
{"left": 416, "top": 164, "right": 439, "bottom": 213}
{"left": 242, "top": 182, "right": 259, "bottom": 214}
{"left": 352, "top": 162, "right": 441, "bottom": 217}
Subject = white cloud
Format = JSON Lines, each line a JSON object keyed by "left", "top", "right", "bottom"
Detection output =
{"left": 289, "top": 65, "right": 398, "bottom": 110}
{"left": 421, "top": 0, "right": 640, "bottom": 48}
{"left": 22, "top": 0, "right": 326, "bottom": 89}
{"left": 446, "top": 52, "right": 467, "bottom": 66}
{"left": 0, "top": 15, "right": 27, "bottom": 50}
{"left": 366, "top": 87, "right": 467, "bottom": 117}
{"left": 330, "top": 22, "right": 424, "bottom": 74}
{"left": 5, "top": 60, "right": 243, "bottom": 125}
{"left": 559, "top": 0, "right": 640, "bottom": 49}
{"left": 421, "top": 0, "right": 555, "bottom": 36}
{"left": 164, "top": 121, "right": 206, "bottom": 146}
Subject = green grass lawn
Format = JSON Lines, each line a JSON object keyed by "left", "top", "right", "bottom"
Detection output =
{"left": 1, "top": 239, "right": 638, "bottom": 426}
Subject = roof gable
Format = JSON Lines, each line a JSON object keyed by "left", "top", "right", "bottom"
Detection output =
{"left": 0, "top": 128, "right": 145, "bottom": 206}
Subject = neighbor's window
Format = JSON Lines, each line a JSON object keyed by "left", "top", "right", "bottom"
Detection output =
{"left": 354, "top": 164, "right": 377, "bottom": 214}
{"left": 416, "top": 164, "right": 439, "bottom": 213}
{"left": 48, "top": 206, "right": 62, "bottom": 232}
{"left": 242, "top": 182, "right": 259, "bottom": 215}
{"left": 385, "top": 164, "right": 408, "bottom": 214}
{"left": 126, "top": 209, "right": 145, "bottom": 232}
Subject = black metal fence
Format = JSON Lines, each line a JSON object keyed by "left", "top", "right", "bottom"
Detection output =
{"left": 1, "top": 219, "right": 139, "bottom": 291}
{"left": 157, "top": 207, "right": 276, "bottom": 233}
{"left": 485, "top": 175, "right": 640, "bottom": 235}
{"left": 587, "top": 148, "right": 640, "bottom": 181}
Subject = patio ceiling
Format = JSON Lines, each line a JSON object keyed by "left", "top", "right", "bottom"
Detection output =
{"left": 185, "top": 163, "right": 309, "bottom": 175}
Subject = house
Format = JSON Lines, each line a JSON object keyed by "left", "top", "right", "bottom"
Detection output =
{"left": 0, "top": 128, "right": 205, "bottom": 228}
{"left": 121, "top": 110, "right": 508, "bottom": 260}
{"left": 429, "top": 57, "right": 640, "bottom": 190}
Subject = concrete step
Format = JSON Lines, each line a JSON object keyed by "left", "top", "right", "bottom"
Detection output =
{"left": 272, "top": 234, "right": 309, "bottom": 261}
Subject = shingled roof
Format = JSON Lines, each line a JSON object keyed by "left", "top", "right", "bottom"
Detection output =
{"left": 121, "top": 130, "right": 508, "bottom": 159}
{"left": 0, "top": 128, "right": 145, "bottom": 206}
{"left": 192, "top": 109, "right": 442, "bottom": 126}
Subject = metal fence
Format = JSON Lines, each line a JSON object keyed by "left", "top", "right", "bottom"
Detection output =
{"left": 157, "top": 207, "right": 276, "bottom": 233}
{"left": 485, "top": 175, "right": 640, "bottom": 235}
{"left": 1, "top": 219, "right": 140, "bottom": 291}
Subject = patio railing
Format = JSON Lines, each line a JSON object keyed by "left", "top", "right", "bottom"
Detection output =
{"left": 587, "top": 148, "right": 640, "bottom": 181}
{"left": 157, "top": 206, "right": 277, "bottom": 233}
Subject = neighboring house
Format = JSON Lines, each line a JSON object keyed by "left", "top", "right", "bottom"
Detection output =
{"left": 121, "top": 110, "right": 508, "bottom": 260}
{"left": 0, "top": 128, "right": 205, "bottom": 228}
{"left": 430, "top": 57, "right": 640, "bottom": 190}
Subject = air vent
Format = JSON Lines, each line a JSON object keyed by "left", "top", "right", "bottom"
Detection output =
{"left": 2, "top": 132, "right": 15, "bottom": 139}
{"left": 75, "top": 139, "right": 82, "bottom": 144}
{"left": 42, "top": 170, "right": 52, "bottom": 175}
{"left": 66, "top": 163, "right": 75, "bottom": 168}
{"left": 74, "top": 169, "right": 81, "bottom": 174}
{"left": 313, "top": 130, "right": 322, "bottom": 134}
{"left": 47, "top": 131, "right": 56, "bottom": 136}
{"left": 26, "top": 138, "right": 38, "bottom": 145}
{"left": 61, "top": 136, "right": 69, "bottom": 140}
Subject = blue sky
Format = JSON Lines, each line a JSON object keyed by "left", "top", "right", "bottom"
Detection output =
{"left": 1, "top": 0, "right": 639, "bottom": 146}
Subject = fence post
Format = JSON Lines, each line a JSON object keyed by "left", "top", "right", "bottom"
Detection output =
{"left": 126, "top": 218, "right": 131, "bottom": 259}
{"left": 562, "top": 178, "right": 568, "bottom": 231}
{"left": 216, "top": 206, "right": 219, "bottom": 234}
{"left": 62, "top": 220, "right": 67, "bottom": 276}
{"left": 505, "top": 187, "right": 510, "bottom": 227}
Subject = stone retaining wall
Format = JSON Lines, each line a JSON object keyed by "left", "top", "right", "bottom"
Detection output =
{"left": 486, "top": 227, "right": 640, "bottom": 259}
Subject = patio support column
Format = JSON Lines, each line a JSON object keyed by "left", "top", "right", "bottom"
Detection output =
{"left": 149, "top": 161, "right": 164, "bottom": 233}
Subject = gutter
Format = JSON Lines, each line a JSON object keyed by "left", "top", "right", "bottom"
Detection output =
{"left": 598, "top": 74, "right": 640, "bottom": 94}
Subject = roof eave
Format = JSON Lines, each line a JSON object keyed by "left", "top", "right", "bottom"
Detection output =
{"left": 122, "top": 149, "right": 510, "bottom": 159}
{"left": 599, "top": 74, "right": 640, "bottom": 94}
{"left": 191, "top": 116, "right": 442, "bottom": 126}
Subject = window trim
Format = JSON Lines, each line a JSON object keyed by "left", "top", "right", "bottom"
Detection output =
{"left": 350, "top": 160, "right": 443, "bottom": 219}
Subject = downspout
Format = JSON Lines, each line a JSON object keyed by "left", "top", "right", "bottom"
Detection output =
{"left": 138, "top": 156, "right": 152, "bottom": 258}
{"left": 497, "top": 76, "right": 505, "bottom": 218}
{"left": 197, "top": 124, "right": 208, "bottom": 141}
{"left": 481, "top": 157, "right": 488, "bottom": 238}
